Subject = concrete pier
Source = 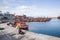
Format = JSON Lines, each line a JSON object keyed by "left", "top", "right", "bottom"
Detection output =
{"left": 0, "top": 23, "right": 60, "bottom": 40}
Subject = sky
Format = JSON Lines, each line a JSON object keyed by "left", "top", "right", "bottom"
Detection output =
{"left": 0, "top": 0, "right": 60, "bottom": 17}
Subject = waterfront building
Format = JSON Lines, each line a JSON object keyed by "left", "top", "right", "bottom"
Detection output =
{"left": 4, "top": 12, "right": 15, "bottom": 20}
{"left": 0, "top": 11, "right": 3, "bottom": 20}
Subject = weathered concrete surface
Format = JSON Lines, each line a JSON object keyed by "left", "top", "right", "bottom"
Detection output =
{"left": 21, "top": 31, "right": 60, "bottom": 40}
{"left": 0, "top": 23, "right": 23, "bottom": 40}
{"left": 0, "top": 23, "right": 60, "bottom": 40}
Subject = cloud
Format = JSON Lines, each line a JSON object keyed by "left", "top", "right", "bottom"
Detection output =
{"left": 13, "top": 5, "right": 60, "bottom": 17}
{"left": 0, "top": 0, "right": 60, "bottom": 17}
{"left": 0, "top": 5, "right": 60, "bottom": 17}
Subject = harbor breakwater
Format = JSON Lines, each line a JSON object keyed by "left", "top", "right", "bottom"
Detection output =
{"left": 0, "top": 23, "right": 60, "bottom": 40}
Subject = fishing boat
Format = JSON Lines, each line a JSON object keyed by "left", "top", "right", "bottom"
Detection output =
{"left": 7, "top": 22, "right": 28, "bottom": 31}
{"left": 57, "top": 16, "right": 60, "bottom": 19}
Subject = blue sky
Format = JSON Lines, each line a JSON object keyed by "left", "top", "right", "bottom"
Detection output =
{"left": 0, "top": 0, "right": 60, "bottom": 17}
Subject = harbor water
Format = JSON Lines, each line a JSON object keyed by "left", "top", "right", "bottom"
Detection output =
{"left": 27, "top": 19, "right": 60, "bottom": 37}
